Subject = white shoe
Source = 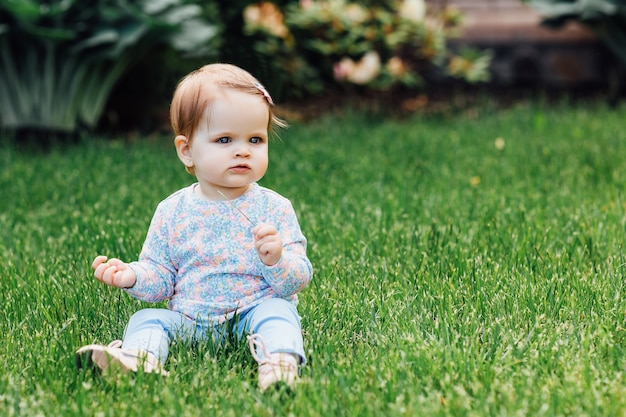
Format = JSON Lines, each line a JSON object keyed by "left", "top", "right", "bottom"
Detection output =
{"left": 76, "top": 340, "right": 169, "bottom": 376}
{"left": 247, "top": 334, "right": 299, "bottom": 391}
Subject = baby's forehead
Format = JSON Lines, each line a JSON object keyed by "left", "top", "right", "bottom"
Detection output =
{"left": 198, "top": 84, "right": 249, "bottom": 105}
{"left": 206, "top": 86, "right": 267, "bottom": 108}
{"left": 199, "top": 89, "right": 269, "bottom": 123}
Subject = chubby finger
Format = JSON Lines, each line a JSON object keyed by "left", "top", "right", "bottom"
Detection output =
{"left": 255, "top": 234, "right": 280, "bottom": 251}
{"left": 94, "top": 262, "right": 115, "bottom": 282}
{"left": 106, "top": 258, "right": 126, "bottom": 268}
{"left": 92, "top": 255, "right": 108, "bottom": 270}
{"left": 101, "top": 265, "right": 119, "bottom": 285}
{"left": 253, "top": 223, "right": 277, "bottom": 239}
{"left": 257, "top": 239, "right": 280, "bottom": 254}
{"left": 252, "top": 224, "right": 263, "bottom": 236}
{"left": 93, "top": 262, "right": 107, "bottom": 279}
{"left": 255, "top": 241, "right": 281, "bottom": 266}
{"left": 94, "top": 258, "right": 126, "bottom": 281}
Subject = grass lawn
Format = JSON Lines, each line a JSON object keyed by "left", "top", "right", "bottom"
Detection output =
{"left": 1, "top": 99, "right": 626, "bottom": 416}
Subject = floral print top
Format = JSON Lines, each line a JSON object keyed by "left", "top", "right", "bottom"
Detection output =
{"left": 126, "top": 183, "right": 312, "bottom": 326}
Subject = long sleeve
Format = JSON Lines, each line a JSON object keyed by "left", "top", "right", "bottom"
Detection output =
{"left": 259, "top": 201, "right": 312, "bottom": 297}
{"left": 125, "top": 197, "right": 178, "bottom": 302}
{"left": 119, "top": 183, "right": 312, "bottom": 326}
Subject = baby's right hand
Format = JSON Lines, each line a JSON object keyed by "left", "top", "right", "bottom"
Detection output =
{"left": 92, "top": 255, "right": 137, "bottom": 288}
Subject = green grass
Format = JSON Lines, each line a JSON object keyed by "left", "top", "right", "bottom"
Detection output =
{"left": 2, "top": 99, "right": 626, "bottom": 416}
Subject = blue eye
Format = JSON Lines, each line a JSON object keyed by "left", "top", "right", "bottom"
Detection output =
{"left": 217, "top": 137, "right": 230, "bottom": 143}
{"left": 250, "top": 137, "right": 262, "bottom": 144}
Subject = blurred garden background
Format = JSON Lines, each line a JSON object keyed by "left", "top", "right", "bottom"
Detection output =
{"left": 2, "top": 1, "right": 626, "bottom": 416}
{"left": 1, "top": 0, "right": 624, "bottom": 138}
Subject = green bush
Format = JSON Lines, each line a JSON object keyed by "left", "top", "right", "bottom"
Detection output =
{"left": 240, "top": 0, "right": 492, "bottom": 100}
{"left": 0, "top": 0, "right": 219, "bottom": 135}
{"left": 0, "top": 1, "right": 492, "bottom": 136}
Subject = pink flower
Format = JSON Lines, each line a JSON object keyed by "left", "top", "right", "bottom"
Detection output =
{"left": 333, "top": 51, "right": 381, "bottom": 85}
{"left": 299, "top": 0, "right": 313, "bottom": 9}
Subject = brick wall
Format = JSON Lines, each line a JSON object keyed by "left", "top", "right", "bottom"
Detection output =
{"left": 426, "top": 0, "right": 610, "bottom": 86}
{"left": 428, "top": 0, "right": 595, "bottom": 42}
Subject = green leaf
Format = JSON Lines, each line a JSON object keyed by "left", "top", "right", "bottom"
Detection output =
{"left": 0, "top": 0, "right": 220, "bottom": 132}
{"left": 0, "top": 0, "right": 41, "bottom": 22}
{"left": 170, "top": 18, "right": 218, "bottom": 54}
{"left": 70, "top": 30, "right": 119, "bottom": 54}
{"left": 142, "top": 0, "right": 179, "bottom": 15}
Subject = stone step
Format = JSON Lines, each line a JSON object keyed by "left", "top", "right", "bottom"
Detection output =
{"left": 428, "top": 0, "right": 596, "bottom": 43}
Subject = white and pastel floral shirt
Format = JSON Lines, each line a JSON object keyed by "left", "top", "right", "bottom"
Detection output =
{"left": 126, "top": 183, "right": 312, "bottom": 327}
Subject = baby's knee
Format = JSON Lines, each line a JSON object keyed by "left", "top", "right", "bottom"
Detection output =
{"left": 259, "top": 298, "right": 297, "bottom": 314}
{"left": 127, "top": 308, "right": 163, "bottom": 326}
{"left": 252, "top": 298, "right": 301, "bottom": 326}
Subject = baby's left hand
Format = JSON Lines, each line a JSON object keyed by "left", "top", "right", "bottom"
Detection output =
{"left": 253, "top": 223, "right": 282, "bottom": 266}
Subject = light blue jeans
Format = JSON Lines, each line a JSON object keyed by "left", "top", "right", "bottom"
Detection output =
{"left": 120, "top": 298, "right": 305, "bottom": 366}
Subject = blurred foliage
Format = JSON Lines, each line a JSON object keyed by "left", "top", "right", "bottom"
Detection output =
{"left": 0, "top": 0, "right": 492, "bottom": 136}
{"left": 240, "top": 0, "right": 492, "bottom": 100}
{"left": 111, "top": 0, "right": 493, "bottom": 113}
{"left": 209, "top": 0, "right": 296, "bottom": 100}
{"left": 0, "top": 0, "right": 219, "bottom": 135}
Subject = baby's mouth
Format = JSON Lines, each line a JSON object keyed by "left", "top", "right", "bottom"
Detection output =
{"left": 230, "top": 164, "right": 251, "bottom": 172}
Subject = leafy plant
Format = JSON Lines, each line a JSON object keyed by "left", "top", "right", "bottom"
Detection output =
{"left": 0, "top": 0, "right": 219, "bottom": 134}
{"left": 241, "top": 0, "right": 492, "bottom": 100}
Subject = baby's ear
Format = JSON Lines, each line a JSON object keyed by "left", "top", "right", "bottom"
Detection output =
{"left": 174, "top": 135, "right": 193, "bottom": 169}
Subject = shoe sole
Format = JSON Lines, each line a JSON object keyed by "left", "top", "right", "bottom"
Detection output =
{"left": 75, "top": 345, "right": 169, "bottom": 376}
{"left": 75, "top": 345, "right": 134, "bottom": 374}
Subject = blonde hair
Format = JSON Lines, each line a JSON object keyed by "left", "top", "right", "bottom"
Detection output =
{"left": 170, "top": 63, "right": 286, "bottom": 144}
